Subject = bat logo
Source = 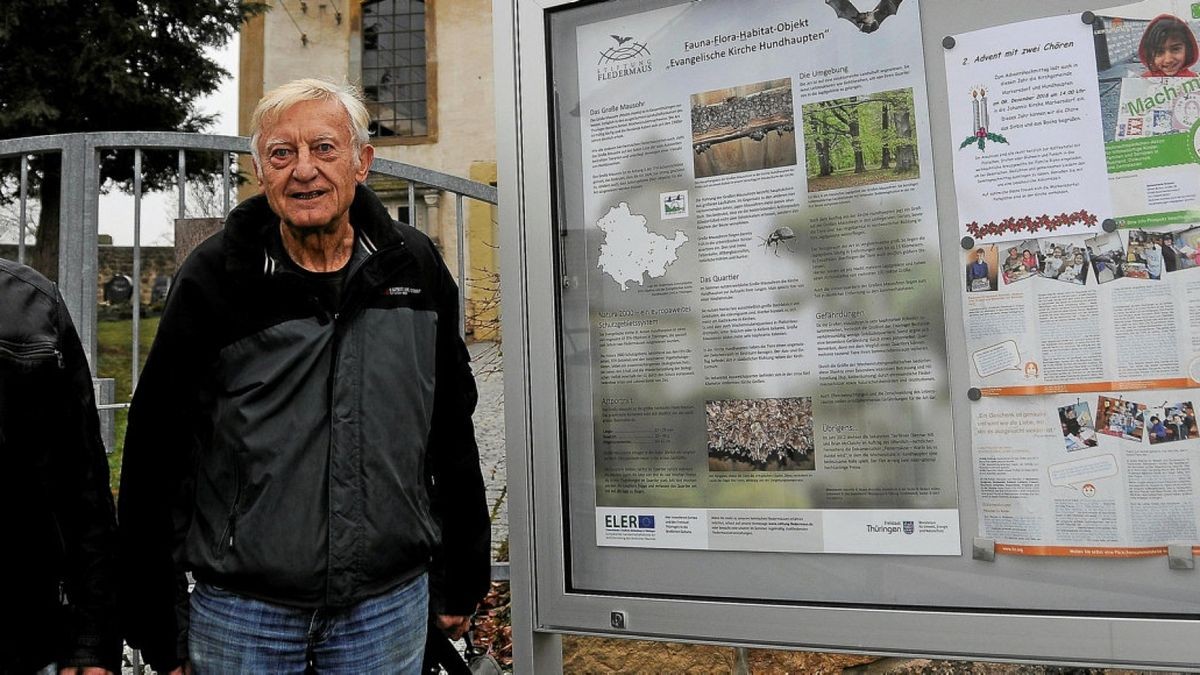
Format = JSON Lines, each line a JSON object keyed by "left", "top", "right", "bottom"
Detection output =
{"left": 825, "top": 0, "right": 904, "bottom": 34}
{"left": 598, "top": 34, "right": 650, "bottom": 64}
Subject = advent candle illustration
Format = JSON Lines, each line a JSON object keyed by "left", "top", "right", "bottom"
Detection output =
{"left": 959, "top": 88, "right": 1009, "bottom": 152}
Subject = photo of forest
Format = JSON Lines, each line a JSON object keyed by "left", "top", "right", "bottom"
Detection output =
{"left": 801, "top": 87, "right": 919, "bottom": 192}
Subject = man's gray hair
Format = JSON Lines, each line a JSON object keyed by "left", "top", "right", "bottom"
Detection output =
{"left": 249, "top": 78, "right": 371, "bottom": 166}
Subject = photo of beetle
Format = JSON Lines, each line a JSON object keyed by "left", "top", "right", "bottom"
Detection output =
{"left": 760, "top": 225, "right": 798, "bottom": 256}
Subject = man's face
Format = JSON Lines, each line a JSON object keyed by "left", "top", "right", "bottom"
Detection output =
{"left": 256, "top": 99, "right": 374, "bottom": 232}
{"left": 975, "top": 252, "right": 985, "bottom": 263}
{"left": 1154, "top": 36, "right": 1188, "bottom": 76}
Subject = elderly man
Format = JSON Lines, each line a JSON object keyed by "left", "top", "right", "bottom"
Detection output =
{"left": 0, "top": 259, "right": 120, "bottom": 675}
{"left": 118, "top": 79, "right": 490, "bottom": 673}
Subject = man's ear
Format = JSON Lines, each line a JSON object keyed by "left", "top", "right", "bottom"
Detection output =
{"left": 253, "top": 158, "right": 264, "bottom": 186}
{"left": 356, "top": 144, "right": 375, "bottom": 183}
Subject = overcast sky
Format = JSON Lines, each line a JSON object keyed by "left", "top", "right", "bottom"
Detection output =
{"left": 99, "top": 37, "right": 241, "bottom": 246}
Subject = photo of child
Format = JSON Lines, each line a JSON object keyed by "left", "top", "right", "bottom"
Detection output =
{"left": 1142, "top": 402, "right": 1197, "bottom": 444}
{"left": 1159, "top": 231, "right": 1183, "bottom": 273}
{"left": 1001, "top": 239, "right": 1041, "bottom": 284}
{"left": 1096, "top": 396, "right": 1146, "bottom": 441}
{"left": 1058, "top": 402, "right": 1099, "bottom": 451}
{"left": 1039, "top": 243, "right": 1067, "bottom": 280}
{"left": 1138, "top": 14, "right": 1199, "bottom": 77}
{"left": 1060, "top": 249, "right": 1089, "bottom": 285}
{"left": 964, "top": 245, "right": 998, "bottom": 292}
{"left": 1000, "top": 246, "right": 1021, "bottom": 281}
{"left": 1085, "top": 231, "right": 1126, "bottom": 283}
{"left": 1021, "top": 247, "right": 1039, "bottom": 274}
{"left": 1126, "top": 229, "right": 1165, "bottom": 279}
{"left": 1172, "top": 225, "right": 1200, "bottom": 270}
{"left": 1039, "top": 238, "right": 1088, "bottom": 285}
{"left": 1095, "top": 11, "right": 1200, "bottom": 142}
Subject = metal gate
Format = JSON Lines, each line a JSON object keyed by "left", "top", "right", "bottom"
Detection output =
{"left": 0, "top": 133, "right": 507, "bottom": 656}
{"left": 0, "top": 131, "right": 497, "bottom": 376}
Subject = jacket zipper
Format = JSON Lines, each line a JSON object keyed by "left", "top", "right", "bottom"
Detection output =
{"left": 0, "top": 338, "right": 62, "bottom": 368}
{"left": 217, "top": 504, "right": 238, "bottom": 556}
{"left": 49, "top": 510, "right": 68, "bottom": 578}
{"left": 321, "top": 241, "right": 400, "bottom": 603}
{"left": 217, "top": 466, "right": 243, "bottom": 556}
{"left": 271, "top": 239, "right": 410, "bottom": 603}
{"left": 324, "top": 298, "right": 344, "bottom": 605}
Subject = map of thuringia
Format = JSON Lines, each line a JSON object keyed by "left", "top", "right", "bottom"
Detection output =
{"left": 596, "top": 202, "right": 689, "bottom": 290}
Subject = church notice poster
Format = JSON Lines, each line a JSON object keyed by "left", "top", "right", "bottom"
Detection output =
{"left": 944, "top": 7, "right": 1200, "bottom": 557}
{"left": 565, "top": 0, "right": 960, "bottom": 555}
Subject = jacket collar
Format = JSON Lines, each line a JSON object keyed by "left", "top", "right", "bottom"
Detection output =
{"left": 223, "top": 183, "right": 405, "bottom": 277}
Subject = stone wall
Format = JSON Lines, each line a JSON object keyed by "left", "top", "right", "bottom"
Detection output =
{"left": 95, "top": 246, "right": 177, "bottom": 307}
{"left": 0, "top": 245, "right": 177, "bottom": 307}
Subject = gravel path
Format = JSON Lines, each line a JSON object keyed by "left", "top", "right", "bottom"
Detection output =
{"left": 469, "top": 341, "right": 509, "bottom": 557}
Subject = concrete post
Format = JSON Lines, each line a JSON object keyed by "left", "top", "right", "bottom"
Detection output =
{"left": 92, "top": 378, "right": 115, "bottom": 455}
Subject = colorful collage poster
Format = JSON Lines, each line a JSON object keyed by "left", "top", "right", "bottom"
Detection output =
{"left": 946, "top": 5, "right": 1200, "bottom": 557}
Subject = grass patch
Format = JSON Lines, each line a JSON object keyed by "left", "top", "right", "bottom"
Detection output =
{"left": 96, "top": 315, "right": 159, "bottom": 492}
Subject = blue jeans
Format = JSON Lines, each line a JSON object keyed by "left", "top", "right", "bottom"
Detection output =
{"left": 189, "top": 573, "right": 428, "bottom": 674}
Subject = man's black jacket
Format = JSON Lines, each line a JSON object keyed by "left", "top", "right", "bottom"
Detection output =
{"left": 0, "top": 259, "right": 120, "bottom": 674}
{"left": 118, "top": 185, "right": 491, "bottom": 671}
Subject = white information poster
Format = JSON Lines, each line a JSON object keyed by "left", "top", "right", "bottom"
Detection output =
{"left": 944, "top": 14, "right": 1113, "bottom": 243}
{"left": 570, "top": 0, "right": 959, "bottom": 555}
{"left": 945, "top": 5, "right": 1200, "bottom": 557}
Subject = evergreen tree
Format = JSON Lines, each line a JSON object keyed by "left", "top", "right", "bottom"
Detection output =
{"left": 0, "top": 0, "right": 265, "bottom": 278}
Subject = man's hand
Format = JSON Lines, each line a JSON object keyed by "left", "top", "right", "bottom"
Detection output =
{"left": 58, "top": 669, "right": 111, "bottom": 675}
{"left": 435, "top": 614, "right": 471, "bottom": 641}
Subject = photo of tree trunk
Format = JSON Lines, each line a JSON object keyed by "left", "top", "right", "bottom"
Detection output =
{"left": 802, "top": 87, "right": 919, "bottom": 192}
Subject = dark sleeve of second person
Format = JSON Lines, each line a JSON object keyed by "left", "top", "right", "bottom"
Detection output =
{"left": 117, "top": 261, "right": 214, "bottom": 672}
{"left": 425, "top": 252, "right": 491, "bottom": 617}
{"left": 49, "top": 289, "right": 122, "bottom": 673}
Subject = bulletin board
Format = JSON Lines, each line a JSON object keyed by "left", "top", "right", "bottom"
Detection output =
{"left": 494, "top": 0, "right": 1200, "bottom": 669}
